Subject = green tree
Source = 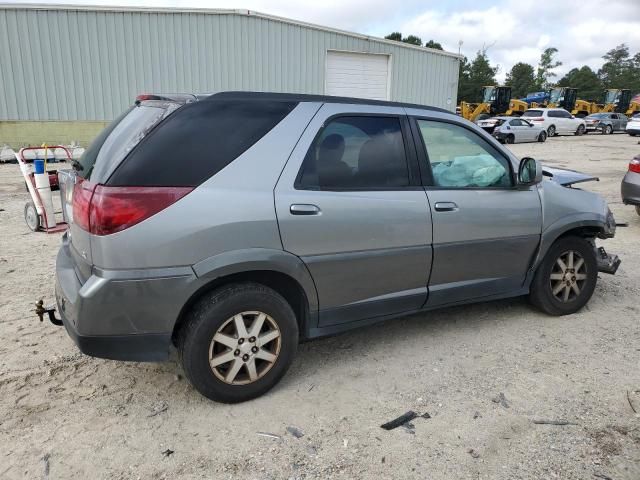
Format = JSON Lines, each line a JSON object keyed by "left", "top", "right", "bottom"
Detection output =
{"left": 598, "top": 44, "right": 640, "bottom": 92}
{"left": 536, "top": 47, "right": 562, "bottom": 90}
{"left": 505, "top": 62, "right": 536, "bottom": 98}
{"left": 558, "top": 66, "right": 602, "bottom": 101}
{"left": 384, "top": 32, "right": 423, "bottom": 46}
{"left": 458, "top": 50, "right": 498, "bottom": 102}
{"left": 424, "top": 39, "right": 443, "bottom": 50}
{"left": 403, "top": 35, "right": 422, "bottom": 46}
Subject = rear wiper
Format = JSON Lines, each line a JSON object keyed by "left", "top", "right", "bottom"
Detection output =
{"left": 71, "top": 159, "right": 84, "bottom": 171}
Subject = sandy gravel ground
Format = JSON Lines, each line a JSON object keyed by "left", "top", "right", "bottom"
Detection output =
{"left": 0, "top": 133, "right": 639, "bottom": 480}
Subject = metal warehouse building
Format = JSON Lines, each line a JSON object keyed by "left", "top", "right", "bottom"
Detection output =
{"left": 0, "top": 4, "right": 461, "bottom": 147}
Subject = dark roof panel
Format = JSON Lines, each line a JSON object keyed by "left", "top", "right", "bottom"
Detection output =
{"left": 204, "top": 91, "right": 451, "bottom": 114}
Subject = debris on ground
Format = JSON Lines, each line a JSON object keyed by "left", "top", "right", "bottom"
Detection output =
{"left": 42, "top": 453, "right": 50, "bottom": 479}
{"left": 256, "top": 432, "right": 281, "bottom": 440}
{"left": 286, "top": 426, "right": 304, "bottom": 439}
{"left": 467, "top": 448, "right": 480, "bottom": 459}
{"left": 380, "top": 410, "right": 431, "bottom": 431}
{"left": 626, "top": 390, "right": 637, "bottom": 414}
{"left": 161, "top": 449, "right": 174, "bottom": 457}
{"left": 594, "top": 473, "right": 613, "bottom": 480}
{"left": 533, "top": 419, "right": 577, "bottom": 426}
{"left": 473, "top": 411, "right": 482, "bottom": 419}
{"left": 147, "top": 401, "right": 168, "bottom": 417}
{"left": 402, "top": 422, "right": 416, "bottom": 434}
{"left": 491, "top": 392, "right": 509, "bottom": 408}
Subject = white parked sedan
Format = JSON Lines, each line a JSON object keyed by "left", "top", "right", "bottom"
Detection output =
{"left": 521, "top": 108, "right": 586, "bottom": 137}
{"left": 627, "top": 113, "right": 640, "bottom": 137}
{"left": 480, "top": 116, "right": 547, "bottom": 144}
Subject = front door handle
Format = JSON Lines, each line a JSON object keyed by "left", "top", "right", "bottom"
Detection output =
{"left": 290, "top": 204, "right": 321, "bottom": 215}
{"left": 434, "top": 201, "right": 459, "bottom": 212}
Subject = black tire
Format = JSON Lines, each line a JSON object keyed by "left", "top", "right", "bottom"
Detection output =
{"left": 575, "top": 125, "right": 586, "bottom": 136}
{"left": 547, "top": 125, "right": 556, "bottom": 137}
{"left": 529, "top": 236, "right": 598, "bottom": 316}
{"left": 24, "top": 202, "right": 40, "bottom": 232}
{"left": 506, "top": 134, "right": 515, "bottom": 144}
{"left": 630, "top": 133, "right": 637, "bottom": 137}
{"left": 635, "top": 205, "right": 640, "bottom": 216}
{"left": 538, "top": 131, "right": 547, "bottom": 142}
{"left": 178, "top": 283, "right": 298, "bottom": 403}
{"left": 602, "top": 125, "right": 612, "bottom": 135}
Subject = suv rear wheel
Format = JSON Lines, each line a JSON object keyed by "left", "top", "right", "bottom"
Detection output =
{"left": 529, "top": 236, "right": 597, "bottom": 316}
{"left": 178, "top": 283, "right": 298, "bottom": 403}
{"left": 547, "top": 125, "right": 556, "bottom": 137}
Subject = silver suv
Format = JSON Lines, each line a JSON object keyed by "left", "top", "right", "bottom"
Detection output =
{"left": 52, "top": 92, "right": 620, "bottom": 403}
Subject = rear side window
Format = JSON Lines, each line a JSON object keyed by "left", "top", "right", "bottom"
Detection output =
{"left": 108, "top": 99, "right": 296, "bottom": 187}
{"left": 296, "top": 116, "right": 409, "bottom": 190}
{"left": 522, "top": 110, "right": 543, "bottom": 117}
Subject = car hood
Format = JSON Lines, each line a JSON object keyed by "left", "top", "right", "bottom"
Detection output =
{"left": 542, "top": 165, "right": 599, "bottom": 186}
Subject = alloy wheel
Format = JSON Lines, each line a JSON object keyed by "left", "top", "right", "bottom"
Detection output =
{"left": 548, "top": 125, "right": 556, "bottom": 136}
{"left": 208, "top": 311, "right": 281, "bottom": 385}
{"left": 549, "top": 250, "right": 588, "bottom": 303}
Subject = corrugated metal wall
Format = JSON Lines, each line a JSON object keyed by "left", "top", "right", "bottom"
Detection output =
{"left": 0, "top": 7, "right": 460, "bottom": 121}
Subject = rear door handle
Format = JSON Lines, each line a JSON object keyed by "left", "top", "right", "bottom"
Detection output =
{"left": 434, "top": 201, "right": 459, "bottom": 212}
{"left": 290, "top": 204, "right": 321, "bottom": 215}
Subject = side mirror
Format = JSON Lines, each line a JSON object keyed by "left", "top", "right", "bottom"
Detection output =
{"left": 518, "top": 157, "right": 542, "bottom": 186}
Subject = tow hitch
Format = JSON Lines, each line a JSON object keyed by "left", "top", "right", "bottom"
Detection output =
{"left": 596, "top": 247, "right": 621, "bottom": 275}
{"left": 35, "top": 299, "right": 63, "bottom": 326}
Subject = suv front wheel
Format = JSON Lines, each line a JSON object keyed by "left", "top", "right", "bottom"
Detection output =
{"left": 178, "top": 283, "right": 298, "bottom": 403}
{"left": 529, "top": 236, "right": 597, "bottom": 316}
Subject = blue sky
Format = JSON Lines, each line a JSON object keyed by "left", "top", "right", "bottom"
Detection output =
{"left": 8, "top": 0, "right": 640, "bottom": 82}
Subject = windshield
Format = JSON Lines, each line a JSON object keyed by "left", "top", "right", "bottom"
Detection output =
{"left": 549, "top": 88, "right": 564, "bottom": 104}
{"left": 77, "top": 102, "right": 178, "bottom": 181}
{"left": 482, "top": 87, "right": 496, "bottom": 103}
{"left": 522, "top": 110, "right": 543, "bottom": 117}
{"left": 604, "top": 90, "right": 620, "bottom": 105}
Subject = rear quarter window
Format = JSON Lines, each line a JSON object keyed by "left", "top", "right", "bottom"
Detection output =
{"left": 522, "top": 110, "right": 543, "bottom": 117}
{"left": 107, "top": 99, "right": 297, "bottom": 187}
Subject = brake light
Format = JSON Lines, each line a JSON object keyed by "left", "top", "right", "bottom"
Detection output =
{"left": 629, "top": 158, "right": 640, "bottom": 174}
{"left": 72, "top": 179, "right": 96, "bottom": 231}
{"left": 135, "top": 94, "right": 166, "bottom": 102}
{"left": 89, "top": 185, "right": 193, "bottom": 235}
{"left": 530, "top": 117, "right": 544, "bottom": 121}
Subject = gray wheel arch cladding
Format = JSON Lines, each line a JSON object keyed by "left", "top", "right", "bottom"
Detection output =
{"left": 526, "top": 216, "right": 606, "bottom": 285}
{"left": 188, "top": 248, "right": 319, "bottom": 327}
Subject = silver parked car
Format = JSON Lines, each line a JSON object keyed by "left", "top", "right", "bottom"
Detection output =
{"left": 622, "top": 155, "right": 640, "bottom": 216}
{"left": 486, "top": 116, "right": 547, "bottom": 144}
{"left": 584, "top": 113, "right": 628, "bottom": 134}
{"left": 49, "top": 92, "right": 620, "bottom": 403}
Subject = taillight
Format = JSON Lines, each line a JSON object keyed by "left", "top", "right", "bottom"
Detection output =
{"left": 72, "top": 179, "right": 96, "bottom": 231}
{"left": 629, "top": 158, "right": 640, "bottom": 174}
{"left": 89, "top": 186, "right": 192, "bottom": 235}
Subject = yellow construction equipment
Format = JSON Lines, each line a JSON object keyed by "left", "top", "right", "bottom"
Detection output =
{"left": 599, "top": 89, "right": 633, "bottom": 114}
{"left": 458, "top": 86, "right": 512, "bottom": 121}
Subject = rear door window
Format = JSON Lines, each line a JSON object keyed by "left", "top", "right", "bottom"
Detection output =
{"left": 296, "top": 116, "right": 410, "bottom": 190}
{"left": 108, "top": 99, "right": 297, "bottom": 187}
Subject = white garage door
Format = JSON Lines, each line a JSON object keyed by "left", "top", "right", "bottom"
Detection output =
{"left": 325, "top": 51, "right": 390, "bottom": 100}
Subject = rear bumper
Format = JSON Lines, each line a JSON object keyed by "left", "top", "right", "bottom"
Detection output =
{"left": 57, "top": 306, "right": 172, "bottom": 361}
{"left": 627, "top": 128, "right": 640, "bottom": 135}
{"left": 54, "top": 232, "right": 198, "bottom": 361}
{"left": 622, "top": 171, "right": 640, "bottom": 206}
